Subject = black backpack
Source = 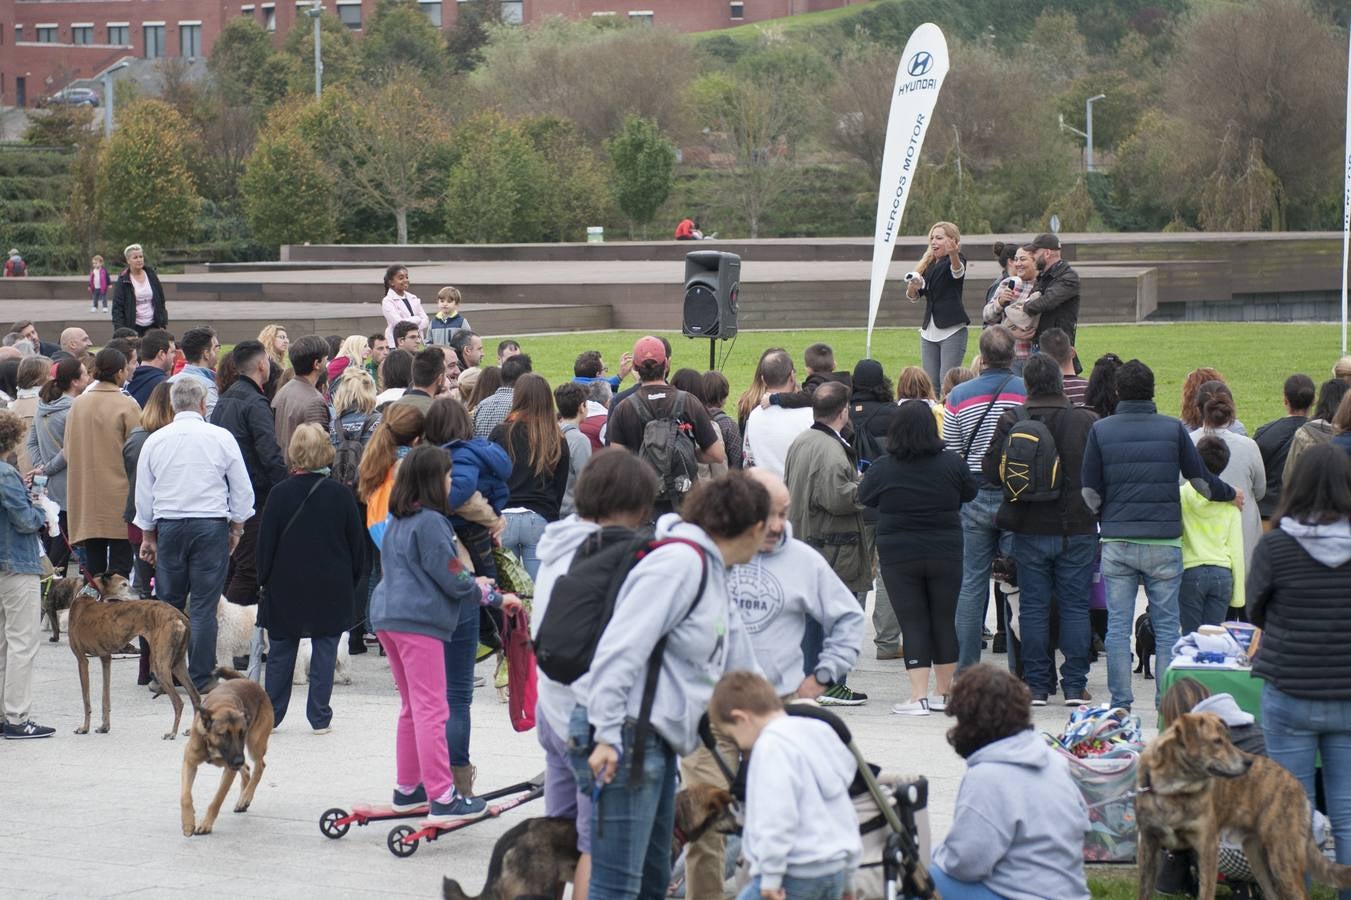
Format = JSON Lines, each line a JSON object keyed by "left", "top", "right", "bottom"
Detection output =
{"left": 628, "top": 391, "right": 699, "bottom": 505}
{"left": 851, "top": 403, "right": 887, "bottom": 465}
{"left": 533, "top": 527, "right": 708, "bottom": 773}
{"left": 999, "top": 407, "right": 1062, "bottom": 503}
{"left": 331, "top": 412, "right": 377, "bottom": 495}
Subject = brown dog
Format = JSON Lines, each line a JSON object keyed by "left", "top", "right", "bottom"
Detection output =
{"left": 66, "top": 574, "right": 201, "bottom": 740}
{"left": 42, "top": 574, "right": 81, "bottom": 642}
{"left": 673, "top": 782, "right": 737, "bottom": 859}
{"left": 442, "top": 817, "right": 579, "bottom": 900}
{"left": 1136, "top": 711, "right": 1351, "bottom": 899}
{"left": 180, "top": 667, "right": 273, "bottom": 837}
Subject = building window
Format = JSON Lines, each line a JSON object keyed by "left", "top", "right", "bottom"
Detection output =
{"left": 336, "top": 1, "right": 362, "bottom": 29}
{"left": 729, "top": 2, "right": 744, "bottom": 19}
{"left": 14, "top": 25, "right": 22, "bottom": 42}
{"left": 107, "top": 24, "right": 129, "bottom": 45}
{"left": 72, "top": 25, "right": 94, "bottom": 44}
{"left": 36, "top": 26, "right": 59, "bottom": 43}
{"left": 500, "top": 1, "right": 523, "bottom": 24}
{"left": 241, "top": 5, "right": 255, "bottom": 15}
{"left": 179, "top": 23, "right": 202, "bottom": 58}
{"left": 262, "top": 4, "right": 276, "bottom": 31}
{"left": 628, "top": 11, "right": 654, "bottom": 25}
{"left": 143, "top": 24, "right": 166, "bottom": 58}
{"left": 419, "top": 1, "right": 443, "bottom": 27}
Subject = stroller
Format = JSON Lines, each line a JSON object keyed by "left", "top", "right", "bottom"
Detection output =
{"left": 692, "top": 703, "right": 937, "bottom": 900}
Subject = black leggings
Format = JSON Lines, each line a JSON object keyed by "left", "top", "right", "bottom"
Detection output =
{"left": 81, "top": 537, "right": 133, "bottom": 578}
{"left": 881, "top": 557, "right": 961, "bottom": 670}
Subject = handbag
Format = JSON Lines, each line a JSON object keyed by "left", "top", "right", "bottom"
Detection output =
{"left": 503, "top": 608, "right": 537, "bottom": 733}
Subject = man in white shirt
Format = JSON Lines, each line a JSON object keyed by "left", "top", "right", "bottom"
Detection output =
{"left": 743, "top": 349, "right": 813, "bottom": 478}
{"left": 135, "top": 378, "right": 254, "bottom": 691}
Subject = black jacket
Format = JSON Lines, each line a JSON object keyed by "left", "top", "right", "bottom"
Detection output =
{"left": 110, "top": 267, "right": 168, "bottom": 331}
{"left": 257, "top": 473, "right": 365, "bottom": 639}
{"left": 1026, "top": 259, "right": 1080, "bottom": 342}
{"left": 490, "top": 421, "right": 570, "bottom": 522}
{"left": 859, "top": 450, "right": 978, "bottom": 563}
{"left": 1253, "top": 415, "right": 1307, "bottom": 518}
{"left": 917, "top": 254, "right": 969, "bottom": 330}
{"left": 1249, "top": 528, "right": 1351, "bottom": 700}
{"left": 982, "top": 394, "right": 1099, "bottom": 535}
{"left": 211, "top": 377, "right": 287, "bottom": 508}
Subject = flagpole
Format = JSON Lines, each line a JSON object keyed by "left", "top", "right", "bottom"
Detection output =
{"left": 1342, "top": 26, "right": 1350, "bottom": 354}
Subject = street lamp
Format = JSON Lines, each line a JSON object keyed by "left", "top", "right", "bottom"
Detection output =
{"left": 101, "top": 60, "right": 129, "bottom": 138}
{"left": 1085, "top": 93, "right": 1106, "bottom": 172}
{"left": 305, "top": 0, "right": 324, "bottom": 100}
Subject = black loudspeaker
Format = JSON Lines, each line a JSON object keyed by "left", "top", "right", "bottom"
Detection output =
{"left": 682, "top": 250, "right": 739, "bottom": 340}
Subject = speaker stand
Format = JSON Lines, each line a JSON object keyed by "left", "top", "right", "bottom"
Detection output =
{"left": 708, "top": 339, "right": 716, "bottom": 371}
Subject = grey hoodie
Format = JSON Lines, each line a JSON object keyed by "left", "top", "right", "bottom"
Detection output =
{"left": 26, "top": 394, "right": 73, "bottom": 508}
{"left": 932, "top": 729, "right": 1090, "bottom": 900}
{"left": 728, "top": 522, "right": 863, "bottom": 696}
{"left": 531, "top": 514, "right": 601, "bottom": 738}
{"left": 1280, "top": 517, "right": 1351, "bottom": 567}
{"left": 587, "top": 513, "right": 761, "bottom": 755}
{"left": 743, "top": 715, "right": 861, "bottom": 891}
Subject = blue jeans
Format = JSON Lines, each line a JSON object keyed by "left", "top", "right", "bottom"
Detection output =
{"left": 736, "top": 871, "right": 848, "bottom": 900}
{"left": 920, "top": 327, "right": 969, "bottom": 393}
{"left": 443, "top": 596, "right": 478, "bottom": 768}
{"left": 1101, "top": 541, "right": 1182, "bottom": 709}
{"left": 1179, "top": 564, "right": 1232, "bottom": 636}
{"left": 1261, "top": 682, "right": 1351, "bottom": 900}
{"left": 1012, "top": 533, "right": 1095, "bottom": 697}
{"left": 264, "top": 633, "right": 338, "bottom": 729}
{"left": 155, "top": 518, "right": 231, "bottom": 691}
{"left": 928, "top": 865, "right": 1005, "bottom": 899}
{"left": 956, "top": 487, "right": 1009, "bottom": 670}
{"left": 567, "top": 710, "right": 677, "bottom": 900}
{"left": 501, "top": 510, "right": 548, "bottom": 580}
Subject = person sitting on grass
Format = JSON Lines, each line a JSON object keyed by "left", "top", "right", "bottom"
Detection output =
{"left": 711, "top": 670, "right": 861, "bottom": 900}
{"left": 930, "top": 664, "right": 1089, "bottom": 900}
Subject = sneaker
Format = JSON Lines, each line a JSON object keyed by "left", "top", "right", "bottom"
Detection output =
{"left": 1031, "top": 694, "right": 1048, "bottom": 707}
{"left": 1064, "top": 689, "right": 1093, "bottom": 706}
{"left": 473, "top": 674, "right": 485, "bottom": 688}
{"left": 927, "top": 694, "right": 948, "bottom": 712}
{"left": 890, "top": 698, "right": 930, "bottom": 717}
{"left": 425, "top": 791, "right": 486, "bottom": 824}
{"left": 3, "top": 719, "right": 55, "bottom": 739}
{"left": 89, "top": 306, "right": 99, "bottom": 313}
{"left": 875, "top": 648, "right": 903, "bottom": 661}
{"left": 818, "top": 683, "right": 868, "bottom": 707}
{"left": 312, "top": 726, "right": 332, "bottom": 735}
{"left": 391, "top": 785, "right": 427, "bottom": 812}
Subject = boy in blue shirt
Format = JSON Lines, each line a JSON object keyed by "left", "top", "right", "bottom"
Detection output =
{"left": 429, "top": 287, "right": 470, "bottom": 347}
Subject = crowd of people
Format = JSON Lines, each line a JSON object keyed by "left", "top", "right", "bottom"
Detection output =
{"left": 0, "top": 236, "right": 1348, "bottom": 900}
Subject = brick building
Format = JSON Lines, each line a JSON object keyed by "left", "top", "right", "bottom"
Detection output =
{"left": 0, "top": 0, "right": 861, "bottom": 108}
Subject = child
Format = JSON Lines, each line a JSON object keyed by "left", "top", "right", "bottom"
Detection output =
{"left": 428, "top": 287, "right": 470, "bottom": 347}
{"left": 368, "top": 445, "right": 520, "bottom": 822}
{"left": 89, "top": 255, "right": 109, "bottom": 313}
{"left": 711, "top": 671, "right": 860, "bottom": 900}
{"left": 764, "top": 343, "right": 852, "bottom": 411}
{"left": 1179, "top": 435, "right": 1245, "bottom": 636}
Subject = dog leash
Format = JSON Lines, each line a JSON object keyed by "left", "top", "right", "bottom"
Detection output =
{"left": 1084, "top": 785, "right": 1151, "bottom": 810}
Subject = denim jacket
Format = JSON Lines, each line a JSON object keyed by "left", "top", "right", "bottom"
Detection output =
{"left": 0, "top": 461, "right": 48, "bottom": 574}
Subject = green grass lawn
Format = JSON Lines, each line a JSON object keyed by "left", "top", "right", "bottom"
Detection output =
{"left": 503, "top": 323, "right": 1343, "bottom": 427}
{"left": 1087, "top": 867, "right": 1339, "bottom": 898}
{"left": 696, "top": 0, "right": 885, "bottom": 41}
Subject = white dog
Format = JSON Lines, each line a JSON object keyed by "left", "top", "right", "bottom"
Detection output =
{"left": 216, "top": 597, "right": 258, "bottom": 664}
{"left": 295, "top": 636, "right": 352, "bottom": 686}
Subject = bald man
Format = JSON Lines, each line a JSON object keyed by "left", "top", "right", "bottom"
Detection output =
{"left": 677, "top": 468, "right": 864, "bottom": 900}
{"left": 51, "top": 327, "right": 91, "bottom": 363}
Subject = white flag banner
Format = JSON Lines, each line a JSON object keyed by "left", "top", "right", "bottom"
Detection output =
{"left": 866, "top": 23, "right": 950, "bottom": 358}
{"left": 1342, "top": 27, "right": 1350, "bottom": 354}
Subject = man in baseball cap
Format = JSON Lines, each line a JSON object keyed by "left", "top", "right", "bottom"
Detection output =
{"left": 631, "top": 335, "right": 667, "bottom": 367}
{"left": 1024, "top": 232, "right": 1081, "bottom": 364}
{"left": 1029, "top": 233, "right": 1061, "bottom": 251}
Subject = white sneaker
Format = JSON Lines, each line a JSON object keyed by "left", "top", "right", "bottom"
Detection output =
{"left": 927, "top": 694, "right": 948, "bottom": 712}
{"left": 89, "top": 306, "right": 99, "bottom": 313}
{"left": 890, "top": 698, "right": 930, "bottom": 717}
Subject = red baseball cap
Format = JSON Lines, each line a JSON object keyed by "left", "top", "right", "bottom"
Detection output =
{"left": 633, "top": 336, "right": 667, "bottom": 365}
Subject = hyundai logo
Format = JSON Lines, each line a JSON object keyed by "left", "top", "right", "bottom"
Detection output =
{"left": 907, "top": 51, "right": 933, "bottom": 77}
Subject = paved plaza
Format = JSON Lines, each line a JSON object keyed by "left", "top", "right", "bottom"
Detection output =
{"left": 3, "top": 593, "right": 1159, "bottom": 899}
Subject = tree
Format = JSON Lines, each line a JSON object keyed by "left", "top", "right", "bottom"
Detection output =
{"left": 443, "top": 112, "right": 544, "bottom": 243}
{"left": 1110, "top": 109, "right": 1203, "bottom": 229}
{"left": 65, "top": 139, "right": 103, "bottom": 264}
{"left": 605, "top": 116, "right": 675, "bottom": 238}
{"left": 281, "top": 10, "right": 361, "bottom": 95}
{"left": 525, "top": 118, "right": 613, "bottom": 242}
{"left": 362, "top": 0, "right": 448, "bottom": 84}
{"left": 330, "top": 76, "right": 446, "bottom": 243}
{"left": 208, "top": 17, "right": 289, "bottom": 113}
{"left": 819, "top": 42, "right": 897, "bottom": 183}
{"left": 23, "top": 107, "right": 96, "bottom": 147}
{"left": 1198, "top": 130, "right": 1283, "bottom": 232}
{"left": 95, "top": 100, "right": 203, "bottom": 252}
{"left": 1041, "top": 176, "right": 1101, "bottom": 233}
{"left": 446, "top": 0, "right": 505, "bottom": 72}
{"left": 241, "top": 127, "right": 338, "bottom": 248}
{"left": 1166, "top": 0, "right": 1342, "bottom": 220}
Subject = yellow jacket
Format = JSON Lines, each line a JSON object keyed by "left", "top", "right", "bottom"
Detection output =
{"left": 1180, "top": 483, "right": 1245, "bottom": 607}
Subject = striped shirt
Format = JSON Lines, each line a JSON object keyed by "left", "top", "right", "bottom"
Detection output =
{"left": 1064, "top": 374, "right": 1089, "bottom": 408}
{"left": 943, "top": 368, "right": 1027, "bottom": 477}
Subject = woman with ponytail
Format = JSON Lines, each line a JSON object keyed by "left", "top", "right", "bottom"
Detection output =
{"left": 905, "top": 221, "right": 969, "bottom": 388}
{"left": 358, "top": 403, "right": 425, "bottom": 550}
{"left": 1190, "top": 381, "right": 1266, "bottom": 565}
{"left": 26, "top": 357, "right": 88, "bottom": 572}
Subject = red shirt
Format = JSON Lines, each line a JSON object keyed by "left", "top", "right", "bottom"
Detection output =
{"left": 674, "top": 218, "right": 696, "bottom": 240}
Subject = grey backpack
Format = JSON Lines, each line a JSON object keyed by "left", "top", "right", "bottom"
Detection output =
{"left": 630, "top": 391, "right": 699, "bottom": 504}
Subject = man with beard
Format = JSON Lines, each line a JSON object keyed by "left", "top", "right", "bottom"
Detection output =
{"left": 1023, "top": 233, "right": 1082, "bottom": 371}
{"left": 678, "top": 468, "right": 862, "bottom": 900}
